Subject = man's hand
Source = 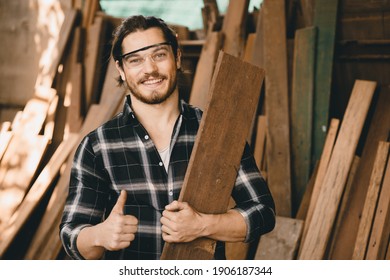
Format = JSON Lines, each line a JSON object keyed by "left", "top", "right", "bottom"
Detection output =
{"left": 95, "top": 190, "right": 138, "bottom": 251}
{"left": 160, "top": 201, "right": 206, "bottom": 243}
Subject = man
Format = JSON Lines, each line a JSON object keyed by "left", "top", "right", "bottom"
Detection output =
{"left": 60, "top": 15, "right": 275, "bottom": 260}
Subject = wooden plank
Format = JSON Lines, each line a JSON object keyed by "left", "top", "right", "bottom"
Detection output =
{"left": 330, "top": 86, "right": 390, "bottom": 259}
{"left": 161, "top": 51, "right": 265, "bottom": 260}
{"left": 0, "top": 135, "right": 49, "bottom": 228}
{"left": 291, "top": 26, "right": 316, "bottom": 213}
{"left": 100, "top": 58, "right": 121, "bottom": 105}
{"left": 189, "top": 31, "right": 223, "bottom": 110}
{"left": 352, "top": 142, "right": 390, "bottom": 259}
{"left": 365, "top": 150, "right": 390, "bottom": 260}
{"left": 327, "top": 155, "right": 360, "bottom": 258}
{"left": 255, "top": 216, "right": 304, "bottom": 260}
{"left": 300, "top": 118, "right": 339, "bottom": 246}
{"left": 311, "top": 0, "right": 339, "bottom": 168}
{"left": 263, "top": 0, "right": 292, "bottom": 217}
{"left": 299, "top": 80, "right": 376, "bottom": 259}
{"left": 221, "top": 0, "right": 249, "bottom": 58}
{"left": 0, "top": 134, "right": 79, "bottom": 257}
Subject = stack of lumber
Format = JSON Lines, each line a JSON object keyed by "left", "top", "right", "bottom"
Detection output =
{"left": 0, "top": 0, "right": 389, "bottom": 260}
{"left": 0, "top": 0, "right": 126, "bottom": 259}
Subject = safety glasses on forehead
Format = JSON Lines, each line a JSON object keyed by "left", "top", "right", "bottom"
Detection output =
{"left": 120, "top": 42, "right": 171, "bottom": 59}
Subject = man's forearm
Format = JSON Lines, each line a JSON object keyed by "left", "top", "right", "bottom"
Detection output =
{"left": 202, "top": 209, "right": 247, "bottom": 242}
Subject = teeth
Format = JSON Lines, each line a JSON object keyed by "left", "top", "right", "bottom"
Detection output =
{"left": 143, "top": 78, "right": 162, "bottom": 85}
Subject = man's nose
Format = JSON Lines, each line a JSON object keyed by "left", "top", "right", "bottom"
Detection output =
{"left": 142, "top": 55, "right": 158, "bottom": 72}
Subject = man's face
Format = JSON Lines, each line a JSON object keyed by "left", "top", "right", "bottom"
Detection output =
{"left": 117, "top": 27, "right": 181, "bottom": 105}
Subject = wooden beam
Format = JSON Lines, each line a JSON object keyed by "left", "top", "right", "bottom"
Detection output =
{"left": 161, "top": 51, "right": 265, "bottom": 260}
{"left": 365, "top": 149, "right": 390, "bottom": 260}
{"left": 263, "top": 0, "right": 292, "bottom": 217}
{"left": 255, "top": 216, "right": 304, "bottom": 260}
{"left": 299, "top": 80, "right": 376, "bottom": 259}
{"left": 311, "top": 0, "right": 339, "bottom": 168}
{"left": 291, "top": 26, "right": 316, "bottom": 213}
{"left": 352, "top": 142, "right": 390, "bottom": 259}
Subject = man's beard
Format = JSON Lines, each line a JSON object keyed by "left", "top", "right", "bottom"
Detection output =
{"left": 126, "top": 71, "right": 177, "bottom": 105}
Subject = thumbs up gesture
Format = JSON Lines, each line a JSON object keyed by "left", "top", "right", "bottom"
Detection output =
{"left": 96, "top": 190, "right": 138, "bottom": 251}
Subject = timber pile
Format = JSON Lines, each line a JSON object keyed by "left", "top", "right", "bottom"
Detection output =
{"left": 0, "top": 0, "right": 389, "bottom": 260}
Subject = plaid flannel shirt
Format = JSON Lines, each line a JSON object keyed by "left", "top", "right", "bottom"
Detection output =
{"left": 60, "top": 96, "right": 275, "bottom": 260}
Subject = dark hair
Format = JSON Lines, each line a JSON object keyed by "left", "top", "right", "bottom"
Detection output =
{"left": 111, "top": 15, "right": 179, "bottom": 69}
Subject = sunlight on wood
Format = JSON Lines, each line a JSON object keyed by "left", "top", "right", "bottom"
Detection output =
{"left": 31, "top": 0, "right": 65, "bottom": 88}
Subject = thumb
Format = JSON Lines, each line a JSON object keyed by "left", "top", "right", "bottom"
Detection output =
{"left": 165, "top": 200, "right": 187, "bottom": 211}
{"left": 112, "top": 190, "right": 127, "bottom": 214}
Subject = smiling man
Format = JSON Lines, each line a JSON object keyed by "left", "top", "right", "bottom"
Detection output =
{"left": 59, "top": 15, "right": 275, "bottom": 260}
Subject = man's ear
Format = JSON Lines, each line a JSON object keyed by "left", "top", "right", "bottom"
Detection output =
{"left": 176, "top": 49, "right": 182, "bottom": 70}
{"left": 115, "top": 60, "right": 126, "bottom": 81}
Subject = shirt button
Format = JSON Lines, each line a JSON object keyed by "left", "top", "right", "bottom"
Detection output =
{"left": 159, "top": 162, "right": 163, "bottom": 166}
{"left": 169, "top": 191, "right": 173, "bottom": 196}
{"left": 144, "top": 135, "right": 149, "bottom": 140}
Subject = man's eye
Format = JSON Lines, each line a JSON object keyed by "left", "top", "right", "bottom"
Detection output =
{"left": 128, "top": 58, "right": 142, "bottom": 64}
{"left": 154, "top": 52, "right": 167, "bottom": 60}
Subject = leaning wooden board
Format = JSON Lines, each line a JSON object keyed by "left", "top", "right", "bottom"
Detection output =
{"left": 160, "top": 51, "right": 264, "bottom": 260}
{"left": 299, "top": 80, "right": 376, "bottom": 259}
{"left": 262, "top": 0, "right": 292, "bottom": 217}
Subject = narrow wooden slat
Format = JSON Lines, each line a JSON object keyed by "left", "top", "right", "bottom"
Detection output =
{"left": 299, "top": 80, "right": 376, "bottom": 259}
{"left": 365, "top": 150, "right": 390, "bottom": 259}
{"left": 330, "top": 86, "right": 390, "bottom": 259}
{"left": 221, "top": 0, "right": 249, "bottom": 58}
{"left": 255, "top": 216, "right": 304, "bottom": 260}
{"left": 291, "top": 26, "right": 316, "bottom": 212}
{"left": 311, "top": 0, "right": 339, "bottom": 167}
{"left": 352, "top": 142, "right": 390, "bottom": 259}
{"left": 301, "top": 118, "right": 339, "bottom": 245}
{"left": 0, "top": 134, "right": 79, "bottom": 258}
{"left": 263, "top": 0, "right": 292, "bottom": 217}
{"left": 189, "top": 31, "right": 223, "bottom": 110}
{"left": 161, "top": 51, "right": 264, "bottom": 260}
{"left": 251, "top": 7, "right": 264, "bottom": 67}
